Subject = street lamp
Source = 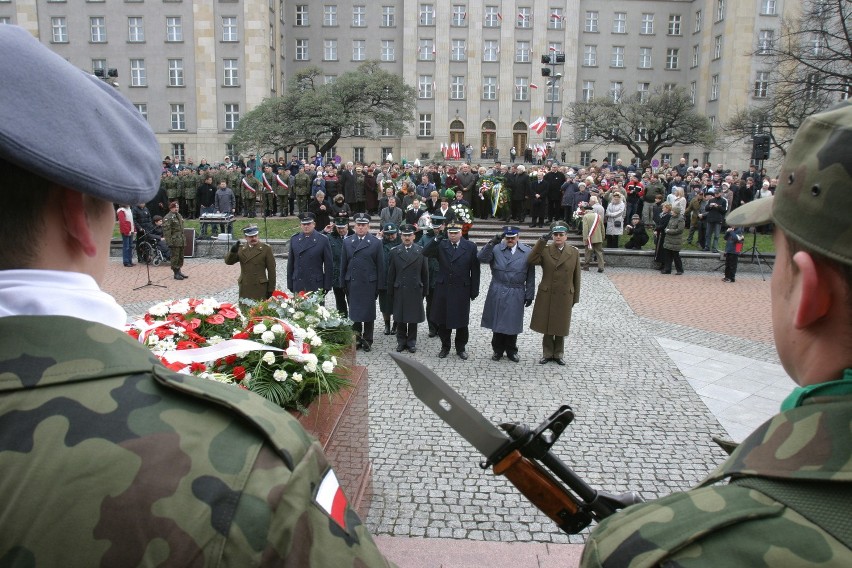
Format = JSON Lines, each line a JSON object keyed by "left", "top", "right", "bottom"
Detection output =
{"left": 541, "top": 53, "right": 565, "bottom": 142}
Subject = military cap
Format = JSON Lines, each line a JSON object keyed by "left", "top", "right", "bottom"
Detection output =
{"left": 0, "top": 25, "right": 161, "bottom": 204}
{"left": 430, "top": 214, "right": 446, "bottom": 225}
{"left": 354, "top": 213, "right": 371, "bottom": 224}
{"left": 399, "top": 223, "right": 416, "bottom": 235}
{"left": 243, "top": 225, "right": 259, "bottom": 237}
{"left": 502, "top": 226, "right": 521, "bottom": 237}
{"left": 728, "top": 102, "right": 852, "bottom": 267}
{"left": 298, "top": 212, "right": 316, "bottom": 224}
{"left": 382, "top": 222, "right": 398, "bottom": 234}
{"left": 334, "top": 216, "right": 350, "bottom": 227}
{"left": 446, "top": 222, "right": 463, "bottom": 233}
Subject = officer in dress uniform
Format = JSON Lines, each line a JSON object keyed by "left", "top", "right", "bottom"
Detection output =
{"left": 286, "top": 211, "right": 333, "bottom": 293}
{"left": 0, "top": 25, "right": 392, "bottom": 566}
{"left": 225, "top": 224, "right": 277, "bottom": 301}
{"left": 340, "top": 213, "right": 385, "bottom": 351}
{"left": 387, "top": 223, "right": 429, "bottom": 353}
{"left": 423, "top": 220, "right": 480, "bottom": 359}
{"left": 324, "top": 215, "right": 353, "bottom": 317}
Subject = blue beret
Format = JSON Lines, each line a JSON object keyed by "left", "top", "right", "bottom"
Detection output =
{"left": 0, "top": 26, "right": 161, "bottom": 203}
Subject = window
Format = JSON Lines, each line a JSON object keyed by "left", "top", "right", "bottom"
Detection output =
{"left": 640, "top": 13, "right": 654, "bottom": 35}
{"left": 585, "top": 11, "right": 598, "bottom": 33}
{"left": 580, "top": 152, "right": 592, "bottom": 167}
{"left": 713, "top": 35, "right": 722, "bottom": 59}
{"left": 758, "top": 30, "right": 774, "bottom": 54}
{"left": 666, "top": 48, "right": 679, "bottom": 69}
{"left": 90, "top": 17, "right": 106, "bottom": 42}
{"left": 805, "top": 73, "right": 819, "bottom": 99}
{"left": 761, "top": 0, "right": 777, "bottom": 16}
{"left": 710, "top": 74, "right": 719, "bottom": 100}
{"left": 92, "top": 59, "right": 106, "bottom": 75}
{"left": 223, "top": 59, "right": 238, "bottom": 86}
{"left": 171, "top": 144, "right": 185, "bottom": 164}
{"left": 452, "top": 5, "right": 466, "bottom": 27}
{"left": 352, "top": 122, "right": 365, "bottom": 136}
{"left": 168, "top": 59, "right": 184, "bottom": 87}
{"left": 610, "top": 81, "right": 623, "bottom": 102}
{"left": 0, "top": 17, "right": 10, "bottom": 25}
{"left": 545, "top": 117, "right": 559, "bottom": 140}
{"left": 419, "top": 39, "right": 434, "bottom": 61}
{"left": 811, "top": 34, "right": 825, "bottom": 56}
{"left": 51, "top": 17, "right": 68, "bottom": 43}
{"left": 323, "top": 5, "right": 337, "bottom": 26}
{"left": 715, "top": 0, "right": 725, "bottom": 22}
{"left": 583, "top": 45, "right": 597, "bottom": 66}
{"left": 546, "top": 81, "right": 559, "bottom": 102}
{"left": 295, "top": 5, "right": 308, "bottom": 26}
{"left": 418, "top": 113, "right": 432, "bottom": 137}
{"left": 639, "top": 47, "right": 652, "bottom": 68}
{"left": 484, "top": 6, "right": 499, "bottom": 27}
{"left": 222, "top": 16, "right": 238, "bottom": 41}
{"left": 128, "top": 17, "right": 144, "bottom": 42}
{"left": 549, "top": 8, "right": 563, "bottom": 29}
{"left": 165, "top": 17, "right": 182, "bottom": 42}
{"left": 611, "top": 46, "right": 624, "bottom": 68}
{"left": 514, "top": 77, "right": 529, "bottom": 101}
{"left": 483, "top": 76, "right": 497, "bottom": 100}
{"left": 224, "top": 103, "right": 239, "bottom": 130}
{"left": 517, "top": 7, "right": 531, "bottom": 28}
{"left": 418, "top": 75, "right": 433, "bottom": 99}
{"left": 694, "top": 10, "right": 702, "bottom": 33}
{"left": 353, "top": 147, "right": 365, "bottom": 163}
{"left": 483, "top": 40, "right": 498, "bottom": 62}
{"left": 382, "top": 6, "right": 395, "bottom": 27}
{"left": 130, "top": 58, "right": 146, "bottom": 86}
{"left": 323, "top": 39, "right": 337, "bottom": 60}
{"left": 134, "top": 103, "right": 148, "bottom": 120}
{"left": 352, "top": 5, "right": 365, "bottom": 27}
{"left": 451, "top": 39, "right": 466, "bottom": 61}
{"left": 582, "top": 81, "right": 595, "bottom": 102}
{"left": 380, "top": 126, "right": 393, "bottom": 137}
{"left": 549, "top": 42, "right": 563, "bottom": 55}
{"left": 607, "top": 152, "right": 619, "bottom": 165}
{"left": 450, "top": 75, "right": 465, "bottom": 99}
{"left": 754, "top": 71, "right": 769, "bottom": 98}
{"left": 839, "top": 81, "right": 850, "bottom": 101}
{"left": 381, "top": 40, "right": 395, "bottom": 61}
{"left": 295, "top": 39, "right": 309, "bottom": 60}
{"left": 420, "top": 4, "right": 435, "bottom": 26}
{"left": 635, "top": 127, "right": 647, "bottom": 142}
{"left": 692, "top": 45, "right": 699, "bottom": 67}
{"left": 613, "top": 12, "right": 626, "bottom": 34}
{"left": 352, "top": 40, "right": 365, "bottom": 61}
{"left": 637, "top": 82, "right": 650, "bottom": 103}
{"left": 668, "top": 15, "right": 682, "bottom": 36}
{"left": 170, "top": 103, "right": 186, "bottom": 130}
{"left": 690, "top": 81, "right": 696, "bottom": 104}
{"left": 516, "top": 41, "right": 530, "bottom": 63}
{"left": 323, "top": 75, "right": 336, "bottom": 84}
{"left": 664, "top": 83, "right": 676, "bottom": 92}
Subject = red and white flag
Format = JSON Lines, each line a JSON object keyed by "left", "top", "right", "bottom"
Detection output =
{"left": 530, "top": 83, "right": 538, "bottom": 89}
{"left": 530, "top": 116, "right": 547, "bottom": 134}
{"left": 497, "top": 12, "right": 503, "bottom": 21}
{"left": 556, "top": 117, "right": 564, "bottom": 134}
{"left": 275, "top": 174, "right": 289, "bottom": 189}
{"left": 241, "top": 177, "right": 256, "bottom": 194}
{"left": 315, "top": 469, "right": 349, "bottom": 530}
{"left": 551, "top": 13, "right": 564, "bottom": 21}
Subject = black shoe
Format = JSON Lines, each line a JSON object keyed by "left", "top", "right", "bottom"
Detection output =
{"left": 438, "top": 348, "right": 449, "bottom": 358}
{"left": 408, "top": 346, "right": 417, "bottom": 354}
{"left": 396, "top": 345, "right": 406, "bottom": 352}
{"left": 391, "top": 322, "right": 398, "bottom": 334}
{"left": 491, "top": 353, "right": 502, "bottom": 362}
{"left": 457, "top": 351, "right": 469, "bottom": 360}
{"left": 361, "top": 340, "right": 371, "bottom": 352}
{"left": 179, "top": 271, "right": 189, "bottom": 278}
{"left": 506, "top": 353, "right": 520, "bottom": 363}
{"left": 597, "top": 268, "right": 604, "bottom": 273}
{"left": 173, "top": 273, "right": 185, "bottom": 280}
{"left": 384, "top": 323, "right": 392, "bottom": 335}
{"left": 675, "top": 271, "right": 684, "bottom": 275}
{"left": 553, "top": 358, "right": 566, "bottom": 366}
{"left": 539, "top": 357, "right": 549, "bottom": 364}
{"left": 428, "top": 330, "right": 437, "bottom": 338}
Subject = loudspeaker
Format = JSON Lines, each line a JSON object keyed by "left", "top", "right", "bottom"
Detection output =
{"left": 751, "top": 134, "right": 770, "bottom": 161}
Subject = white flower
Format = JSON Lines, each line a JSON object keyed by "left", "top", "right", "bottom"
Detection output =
{"left": 317, "top": 306, "right": 330, "bottom": 319}
{"left": 289, "top": 307, "right": 296, "bottom": 314}
{"left": 303, "top": 353, "right": 318, "bottom": 366}
{"left": 237, "top": 351, "right": 248, "bottom": 358}
{"left": 147, "top": 335, "right": 159, "bottom": 346}
{"left": 252, "top": 323, "right": 267, "bottom": 334}
{"left": 245, "top": 372, "right": 252, "bottom": 380}
{"left": 310, "top": 336, "right": 322, "bottom": 347}
{"left": 262, "top": 351, "right": 276, "bottom": 365}
{"left": 169, "top": 300, "right": 190, "bottom": 314}
{"left": 331, "top": 355, "right": 338, "bottom": 366}
{"left": 285, "top": 345, "right": 302, "bottom": 358}
{"left": 305, "top": 361, "right": 317, "bottom": 373}
{"left": 305, "top": 315, "right": 318, "bottom": 324}
{"left": 292, "top": 372, "right": 303, "bottom": 383}
{"left": 304, "top": 328, "right": 316, "bottom": 339}
{"left": 207, "top": 335, "right": 224, "bottom": 345}
{"left": 148, "top": 302, "right": 169, "bottom": 317}
{"left": 270, "top": 324, "right": 284, "bottom": 334}
{"left": 273, "top": 369, "right": 288, "bottom": 382}
{"left": 293, "top": 311, "right": 304, "bottom": 320}
{"left": 195, "top": 304, "right": 215, "bottom": 316}
{"left": 200, "top": 298, "right": 220, "bottom": 310}
{"left": 261, "top": 331, "right": 275, "bottom": 344}
{"left": 322, "top": 361, "right": 335, "bottom": 373}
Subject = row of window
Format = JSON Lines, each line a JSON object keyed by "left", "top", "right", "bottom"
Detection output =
{"left": 108, "top": 58, "right": 240, "bottom": 87}
{"left": 416, "top": 76, "right": 559, "bottom": 102}
{"left": 293, "top": 5, "right": 565, "bottom": 29}
{"left": 134, "top": 102, "right": 240, "bottom": 132}
{"left": 47, "top": 15, "right": 241, "bottom": 43}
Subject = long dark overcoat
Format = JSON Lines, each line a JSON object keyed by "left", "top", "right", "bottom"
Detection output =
{"left": 423, "top": 237, "right": 480, "bottom": 329}
{"left": 287, "top": 230, "right": 333, "bottom": 292}
{"left": 387, "top": 243, "right": 429, "bottom": 323}
{"left": 527, "top": 239, "right": 581, "bottom": 336}
{"left": 340, "top": 233, "right": 385, "bottom": 322}
{"left": 478, "top": 242, "right": 535, "bottom": 335}
{"left": 225, "top": 242, "right": 276, "bottom": 300}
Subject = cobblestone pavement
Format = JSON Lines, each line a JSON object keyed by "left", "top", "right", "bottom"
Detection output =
{"left": 104, "top": 254, "right": 780, "bottom": 554}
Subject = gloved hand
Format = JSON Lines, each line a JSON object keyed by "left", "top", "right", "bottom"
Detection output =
{"left": 230, "top": 241, "right": 241, "bottom": 253}
{"left": 540, "top": 231, "right": 553, "bottom": 241}
{"left": 489, "top": 232, "right": 503, "bottom": 246}
{"left": 524, "top": 298, "right": 533, "bottom": 307}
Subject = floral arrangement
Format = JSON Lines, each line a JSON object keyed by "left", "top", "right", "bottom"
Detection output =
{"left": 127, "top": 291, "right": 355, "bottom": 413}
{"left": 449, "top": 202, "right": 474, "bottom": 236}
{"left": 478, "top": 175, "right": 509, "bottom": 217}
{"left": 573, "top": 202, "right": 588, "bottom": 221}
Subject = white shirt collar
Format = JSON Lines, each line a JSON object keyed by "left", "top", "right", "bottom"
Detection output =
{"left": 0, "top": 269, "right": 127, "bottom": 329}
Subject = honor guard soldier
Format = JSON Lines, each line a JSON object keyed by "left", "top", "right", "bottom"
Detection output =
{"left": 478, "top": 226, "right": 535, "bottom": 362}
{"left": 286, "top": 211, "right": 333, "bottom": 294}
{"left": 379, "top": 222, "right": 400, "bottom": 335}
{"left": 325, "top": 216, "right": 353, "bottom": 317}
{"left": 240, "top": 170, "right": 260, "bottom": 218}
{"left": 225, "top": 224, "right": 277, "bottom": 301}
{"left": 261, "top": 165, "right": 277, "bottom": 217}
{"left": 340, "top": 213, "right": 385, "bottom": 351}
{"left": 423, "top": 220, "right": 480, "bottom": 359}
{"left": 0, "top": 25, "right": 392, "bottom": 567}
{"left": 418, "top": 213, "right": 443, "bottom": 337}
{"left": 387, "top": 223, "right": 429, "bottom": 353}
{"left": 162, "top": 200, "right": 189, "bottom": 280}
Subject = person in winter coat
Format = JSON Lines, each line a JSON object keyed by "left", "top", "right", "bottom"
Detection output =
{"left": 661, "top": 205, "right": 685, "bottom": 274}
{"left": 340, "top": 213, "right": 385, "bottom": 351}
{"left": 624, "top": 215, "right": 649, "bottom": 249}
{"left": 604, "top": 192, "right": 626, "bottom": 248}
{"left": 116, "top": 204, "right": 135, "bottom": 267}
{"left": 722, "top": 225, "right": 745, "bottom": 282}
{"left": 224, "top": 225, "right": 277, "bottom": 300}
{"left": 386, "top": 224, "right": 429, "bottom": 352}
{"left": 581, "top": 203, "right": 605, "bottom": 272}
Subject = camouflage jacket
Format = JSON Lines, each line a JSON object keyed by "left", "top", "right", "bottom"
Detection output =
{"left": 162, "top": 210, "right": 185, "bottom": 247}
{"left": 0, "top": 316, "right": 393, "bottom": 567}
{"left": 581, "top": 391, "right": 852, "bottom": 567}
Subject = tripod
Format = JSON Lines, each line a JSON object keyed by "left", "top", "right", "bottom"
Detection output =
{"left": 745, "top": 226, "right": 772, "bottom": 280}
{"left": 133, "top": 257, "right": 167, "bottom": 290}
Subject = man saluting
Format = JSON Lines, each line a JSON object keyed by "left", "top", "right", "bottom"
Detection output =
{"left": 225, "top": 224, "right": 276, "bottom": 301}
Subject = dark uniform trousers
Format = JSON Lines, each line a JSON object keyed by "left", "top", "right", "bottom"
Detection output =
{"left": 352, "top": 321, "right": 374, "bottom": 347}
{"left": 333, "top": 287, "right": 348, "bottom": 318}
{"left": 491, "top": 332, "right": 519, "bottom": 357}
{"left": 438, "top": 325, "right": 468, "bottom": 353}
{"left": 396, "top": 323, "right": 418, "bottom": 350}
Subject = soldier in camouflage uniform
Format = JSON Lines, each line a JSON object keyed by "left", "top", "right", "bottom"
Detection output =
{"left": 180, "top": 167, "right": 199, "bottom": 219}
{"left": 293, "top": 165, "right": 311, "bottom": 215}
{"left": 227, "top": 165, "right": 244, "bottom": 216}
{"left": 162, "top": 170, "right": 182, "bottom": 213}
{"left": 0, "top": 25, "right": 394, "bottom": 567}
{"left": 262, "top": 164, "right": 277, "bottom": 216}
{"left": 581, "top": 102, "right": 852, "bottom": 567}
{"left": 240, "top": 170, "right": 261, "bottom": 218}
{"left": 162, "top": 200, "right": 189, "bottom": 280}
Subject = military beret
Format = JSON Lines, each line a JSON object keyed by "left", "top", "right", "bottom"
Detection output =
{"left": 298, "top": 212, "right": 316, "bottom": 223}
{"left": 243, "top": 225, "right": 259, "bottom": 237}
{"left": 430, "top": 214, "right": 446, "bottom": 224}
{"left": 0, "top": 25, "right": 161, "bottom": 203}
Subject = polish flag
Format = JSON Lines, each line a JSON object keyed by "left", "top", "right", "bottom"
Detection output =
{"left": 432, "top": 45, "right": 436, "bottom": 55}
{"left": 556, "top": 117, "right": 564, "bottom": 134}
{"left": 315, "top": 469, "right": 348, "bottom": 529}
{"left": 518, "top": 12, "right": 528, "bottom": 19}
{"left": 241, "top": 177, "right": 256, "bottom": 194}
{"left": 549, "top": 46, "right": 558, "bottom": 51}
{"left": 275, "top": 174, "right": 288, "bottom": 189}
{"left": 497, "top": 12, "right": 503, "bottom": 21}
{"left": 551, "top": 13, "right": 564, "bottom": 20}
{"left": 530, "top": 117, "right": 547, "bottom": 134}
{"left": 530, "top": 83, "right": 538, "bottom": 89}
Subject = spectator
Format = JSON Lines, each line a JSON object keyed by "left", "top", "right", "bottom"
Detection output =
{"left": 581, "top": 203, "right": 605, "bottom": 273}
{"left": 624, "top": 214, "right": 649, "bottom": 249}
{"left": 379, "top": 196, "right": 404, "bottom": 227}
{"left": 722, "top": 225, "right": 745, "bottom": 283}
{"left": 703, "top": 188, "right": 727, "bottom": 253}
{"left": 604, "top": 192, "right": 626, "bottom": 248}
{"left": 116, "top": 204, "right": 135, "bottom": 267}
{"left": 308, "top": 190, "right": 331, "bottom": 230}
{"left": 661, "top": 206, "right": 685, "bottom": 275}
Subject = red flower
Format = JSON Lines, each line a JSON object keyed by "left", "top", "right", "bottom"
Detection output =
{"left": 233, "top": 366, "right": 246, "bottom": 381}
{"left": 154, "top": 327, "right": 175, "bottom": 339}
{"left": 143, "top": 313, "right": 154, "bottom": 325}
{"left": 159, "top": 357, "right": 187, "bottom": 372}
{"left": 167, "top": 313, "right": 185, "bottom": 322}
{"left": 271, "top": 290, "right": 289, "bottom": 300}
{"left": 190, "top": 362, "right": 207, "bottom": 373}
{"left": 302, "top": 343, "right": 311, "bottom": 354}
{"left": 233, "top": 332, "right": 249, "bottom": 340}
{"left": 186, "top": 318, "right": 201, "bottom": 330}
{"left": 298, "top": 291, "right": 308, "bottom": 299}
{"left": 219, "top": 307, "right": 239, "bottom": 319}
{"left": 188, "top": 298, "right": 203, "bottom": 308}
{"left": 225, "top": 354, "right": 237, "bottom": 365}
{"left": 176, "top": 340, "right": 200, "bottom": 350}
{"left": 127, "top": 329, "right": 140, "bottom": 340}
{"left": 206, "top": 314, "right": 225, "bottom": 325}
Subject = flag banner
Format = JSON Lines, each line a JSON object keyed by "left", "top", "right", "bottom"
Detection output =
{"left": 315, "top": 469, "right": 349, "bottom": 530}
{"left": 275, "top": 174, "right": 289, "bottom": 189}
{"left": 241, "top": 177, "right": 256, "bottom": 194}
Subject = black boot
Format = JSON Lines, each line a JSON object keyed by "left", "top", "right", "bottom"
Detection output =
{"left": 384, "top": 319, "right": 392, "bottom": 335}
{"left": 173, "top": 268, "right": 185, "bottom": 280}
{"left": 391, "top": 321, "right": 398, "bottom": 334}
{"left": 178, "top": 270, "right": 189, "bottom": 278}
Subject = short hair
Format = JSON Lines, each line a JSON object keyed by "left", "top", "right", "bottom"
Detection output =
{"left": 0, "top": 159, "right": 47, "bottom": 269}
{"left": 316, "top": 190, "right": 325, "bottom": 198}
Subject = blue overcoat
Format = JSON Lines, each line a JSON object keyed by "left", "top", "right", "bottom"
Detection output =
{"left": 477, "top": 242, "right": 535, "bottom": 334}
{"left": 287, "top": 230, "right": 333, "bottom": 292}
{"left": 340, "top": 233, "right": 385, "bottom": 322}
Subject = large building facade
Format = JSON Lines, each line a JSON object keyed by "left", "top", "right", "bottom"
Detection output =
{"left": 0, "top": 0, "right": 797, "bottom": 168}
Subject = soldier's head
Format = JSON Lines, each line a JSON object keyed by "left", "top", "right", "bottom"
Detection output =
{"left": 550, "top": 222, "right": 568, "bottom": 246}
{"left": 399, "top": 224, "right": 416, "bottom": 245}
{"left": 354, "top": 214, "right": 370, "bottom": 236}
{"left": 243, "top": 224, "right": 260, "bottom": 245}
{"left": 334, "top": 217, "right": 349, "bottom": 235}
{"left": 446, "top": 223, "right": 463, "bottom": 244}
{"left": 298, "top": 212, "right": 316, "bottom": 234}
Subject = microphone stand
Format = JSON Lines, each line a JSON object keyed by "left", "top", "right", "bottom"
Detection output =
{"left": 133, "top": 254, "right": 167, "bottom": 290}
